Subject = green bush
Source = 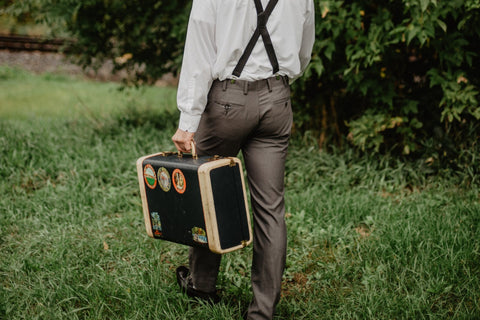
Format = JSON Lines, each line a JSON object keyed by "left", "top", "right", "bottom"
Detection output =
{"left": 6, "top": 0, "right": 480, "bottom": 165}
{"left": 293, "top": 0, "right": 480, "bottom": 158}
{"left": 6, "top": 0, "right": 190, "bottom": 84}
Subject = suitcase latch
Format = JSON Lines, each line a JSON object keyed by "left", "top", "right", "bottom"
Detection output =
{"left": 208, "top": 155, "right": 221, "bottom": 161}
{"left": 160, "top": 151, "right": 176, "bottom": 156}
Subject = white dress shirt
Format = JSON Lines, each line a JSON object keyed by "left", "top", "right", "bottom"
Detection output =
{"left": 177, "top": 0, "right": 315, "bottom": 132}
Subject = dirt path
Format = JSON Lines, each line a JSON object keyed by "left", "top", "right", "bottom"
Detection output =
{"left": 0, "top": 50, "right": 177, "bottom": 86}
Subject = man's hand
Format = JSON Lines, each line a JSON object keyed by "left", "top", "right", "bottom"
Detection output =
{"left": 172, "top": 128, "right": 195, "bottom": 153}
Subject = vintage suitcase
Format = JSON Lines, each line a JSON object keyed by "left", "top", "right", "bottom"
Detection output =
{"left": 136, "top": 148, "right": 252, "bottom": 254}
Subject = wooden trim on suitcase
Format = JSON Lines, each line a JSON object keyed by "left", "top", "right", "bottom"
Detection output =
{"left": 228, "top": 157, "right": 253, "bottom": 249}
{"left": 136, "top": 152, "right": 167, "bottom": 238}
{"left": 198, "top": 158, "right": 252, "bottom": 254}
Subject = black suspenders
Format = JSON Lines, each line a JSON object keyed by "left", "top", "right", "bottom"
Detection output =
{"left": 232, "top": 0, "right": 280, "bottom": 78}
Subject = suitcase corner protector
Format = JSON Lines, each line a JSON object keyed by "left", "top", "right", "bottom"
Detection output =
{"left": 208, "top": 238, "right": 252, "bottom": 254}
{"left": 136, "top": 155, "right": 148, "bottom": 168}
{"left": 145, "top": 227, "right": 154, "bottom": 238}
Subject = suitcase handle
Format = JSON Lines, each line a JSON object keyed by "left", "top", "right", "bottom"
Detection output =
{"left": 177, "top": 141, "right": 198, "bottom": 159}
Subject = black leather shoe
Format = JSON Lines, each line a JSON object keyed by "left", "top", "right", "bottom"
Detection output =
{"left": 176, "top": 266, "right": 220, "bottom": 304}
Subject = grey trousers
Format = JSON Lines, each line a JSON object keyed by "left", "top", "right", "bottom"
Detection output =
{"left": 190, "top": 76, "right": 292, "bottom": 320}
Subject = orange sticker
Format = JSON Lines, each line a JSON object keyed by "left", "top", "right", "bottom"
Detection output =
{"left": 143, "top": 164, "right": 157, "bottom": 189}
{"left": 172, "top": 168, "right": 186, "bottom": 194}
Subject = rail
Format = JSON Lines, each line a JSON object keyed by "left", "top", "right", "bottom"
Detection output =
{"left": 0, "top": 34, "right": 69, "bottom": 52}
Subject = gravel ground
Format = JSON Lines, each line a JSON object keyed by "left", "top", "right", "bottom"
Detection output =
{"left": 0, "top": 49, "right": 122, "bottom": 81}
{"left": 0, "top": 49, "right": 177, "bottom": 85}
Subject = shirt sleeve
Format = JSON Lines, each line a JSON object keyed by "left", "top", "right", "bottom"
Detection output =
{"left": 177, "top": 0, "right": 217, "bottom": 133}
{"left": 299, "top": 0, "right": 315, "bottom": 73}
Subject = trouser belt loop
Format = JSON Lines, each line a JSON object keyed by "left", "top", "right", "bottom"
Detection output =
{"left": 266, "top": 78, "right": 272, "bottom": 92}
{"left": 222, "top": 80, "right": 227, "bottom": 91}
{"left": 243, "top": 81, "right": 249, "bottom": 95}
{"left": 282, "top": 75, "right": 289, "bottom": 87}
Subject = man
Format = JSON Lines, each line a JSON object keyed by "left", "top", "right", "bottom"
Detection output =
{"left": 172, "top": 0, "right": 315, "bottom": 319}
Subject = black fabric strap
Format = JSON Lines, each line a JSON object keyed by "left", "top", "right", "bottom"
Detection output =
{"left": 232, "top": 0, "right": 279, "bottom": 78}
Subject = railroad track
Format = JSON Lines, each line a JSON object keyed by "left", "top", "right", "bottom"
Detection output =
{"left": 0, "top": 34, "right": 69, "bottom": 52}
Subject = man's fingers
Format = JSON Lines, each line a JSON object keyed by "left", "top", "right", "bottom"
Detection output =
{"left": 172, "top": 129, "right": 195, "bottom": 153}
{"left": 183, "top": 141, "right": 192, "bottom": 152}
{"left": 173, "top": 140, "right": 189, "bottom": 153}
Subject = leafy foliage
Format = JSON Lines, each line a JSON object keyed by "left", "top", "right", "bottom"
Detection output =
{"left": 293, "top": 0, "right": 480, "bottom": 158}
{"left": 5, "top": 0, "right": 480, "bottom": 162}
{"left": 6, "top": 0, "right": 190, "bottom": 84}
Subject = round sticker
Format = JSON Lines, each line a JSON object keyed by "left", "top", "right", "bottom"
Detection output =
{"left": 172, "top": 168, "right": 186, "bottom": 194}
{"left": 143, "top": 164, "right": 157, "bottom": 189}
{"left": 157, "top": 167, "right": 171, "bottom": 192}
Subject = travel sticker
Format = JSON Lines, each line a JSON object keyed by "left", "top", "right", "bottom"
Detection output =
{"left": 143, "top": 164, "right": 157, "bottom": 189}
{"left": 157, "top": 167, "right": 171, "bottom": 192}
{"left": 150, "top": 211, "right": 162, "bottom": 236}
{"left": 172, "top": 168, "right": 186, "bottom": 194}
{"left": 192, "top": 227, "right": 207, "bottom": 244}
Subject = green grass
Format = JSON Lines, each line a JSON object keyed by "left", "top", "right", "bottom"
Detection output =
{"left": 0, "top": 67, "right": 177, "bottom": 120}
{"left": 1, "top": 66, "right": 479, "bottom": 319}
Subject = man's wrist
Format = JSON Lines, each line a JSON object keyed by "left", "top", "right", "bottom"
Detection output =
{"left": 179, "top": 112, "right": 201, "bottom": 133}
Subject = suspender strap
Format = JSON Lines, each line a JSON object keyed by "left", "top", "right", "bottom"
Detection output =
{"left": 232, "top": 0, "right": 279, "bottom": 78}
